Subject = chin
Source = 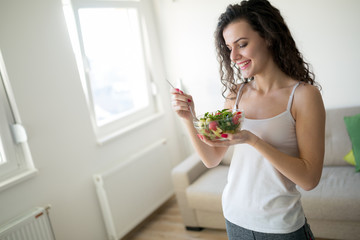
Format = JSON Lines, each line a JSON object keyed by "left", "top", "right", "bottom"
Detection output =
{"left": 240, "top": 70, "right": 252, "bottom": 79}
{"left": 241, "top": 73, "right": 252, "bottom": 79}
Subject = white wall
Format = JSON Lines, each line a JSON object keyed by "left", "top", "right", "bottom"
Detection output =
{"left": 154, "top": 0, "right": 360, "bottom": 113}
{"left": 0, "top": 0, "right": 183, "bottom": 239}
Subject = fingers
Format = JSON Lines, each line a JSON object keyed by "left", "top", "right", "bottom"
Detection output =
{"left": 196, "top": 131, "right": 250, "bottom": 146}
{"left": 170, "top": 88, "right": 184, "bottom": 94}
{"left": 196, "top": 134, "right": 233, "bottom": 147}
{"left": 170, "top": 88, "right": 192, "bottom": 101}
{"left": 171, "top": 89, "right": 193, "bottom": 109}
{"left": 169, "top": 88, "right": 195, "bottom": 120}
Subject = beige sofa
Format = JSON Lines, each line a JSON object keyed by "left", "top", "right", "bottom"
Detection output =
{"left": 171, "top": 106, "right": 360, "bottom": 239}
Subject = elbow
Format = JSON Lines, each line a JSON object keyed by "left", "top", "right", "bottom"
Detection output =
{"left": 299, "top": 164, "right": 323, "bottom": 191}
{"left": 199, "top": 155, "right": 222, "bottom": 168}
{"left": 203, "top": 161, "right": 220, "bottom": 169}
{"left": 301, "top": 178, "right": 320, "bottom": 191}
{"left": 202, "top": 158, "right": 222, "bottom": 168}
{"left": 301, "top": 184, "right": 316, "bottom": 192}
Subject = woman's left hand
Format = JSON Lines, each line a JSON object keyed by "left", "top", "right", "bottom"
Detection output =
{"left": 197, "top": 130, "right": 259, "bottom": 147}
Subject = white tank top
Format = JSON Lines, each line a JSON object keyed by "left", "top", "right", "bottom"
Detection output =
{"left": 222, "top": 82, "right": 305, "bottom": 233}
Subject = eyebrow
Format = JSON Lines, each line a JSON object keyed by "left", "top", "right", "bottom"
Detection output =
{"left": 226, "top": 37, "right": 248, "bottom": 46}
{"left": 234, "top": 37, "right": 247, "bottom": 43}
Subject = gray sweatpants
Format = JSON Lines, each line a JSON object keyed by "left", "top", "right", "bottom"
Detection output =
{"left": 225, "top": 219, "right": 315, "bottom": 240}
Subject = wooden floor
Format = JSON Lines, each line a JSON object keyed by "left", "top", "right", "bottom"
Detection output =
{"left": 123, "top": 196, "right": 330, "bottom": 240}
{"left": 123, "top": 196, "right": 228, "bottom": 240}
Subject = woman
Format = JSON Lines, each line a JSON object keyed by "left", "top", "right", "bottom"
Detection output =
{"left": 171, "top": 0, "right": 325, "bottom": 239}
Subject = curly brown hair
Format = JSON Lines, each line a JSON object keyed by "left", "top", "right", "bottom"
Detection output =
{"left": 215, "top": 0, "right": 318, "bottom": 98}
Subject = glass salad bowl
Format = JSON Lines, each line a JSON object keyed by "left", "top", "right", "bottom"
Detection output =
{"left": 193, "top": 109, "right": 244, "bottom": 140}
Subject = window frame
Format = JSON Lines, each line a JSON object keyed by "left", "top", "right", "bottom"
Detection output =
{"left": 63, "top": 0, "right": 163, "bottom": 144}
{"left": 0, "top": 50, "right": 37, "bottom": 192}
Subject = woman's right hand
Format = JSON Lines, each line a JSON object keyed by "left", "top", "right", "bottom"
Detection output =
{"left": 170, "top": 88, "right": 195, "bottom": 121}
{"left": 171, "top": 88, "right": 229, "bottom": 168}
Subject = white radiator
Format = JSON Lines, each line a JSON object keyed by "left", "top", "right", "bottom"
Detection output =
{"left": 0, "top": 206, "right": 55, "bottom": 240}
{"left": 93, "top": 138, "right": 173, "bottom": 240}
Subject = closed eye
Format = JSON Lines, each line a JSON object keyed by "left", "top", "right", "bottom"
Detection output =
{"left": 227, "top": 43, "right": 247, "bottom": 51}
{"left": 239, "top": 43, "right": 248, "bottom": 48}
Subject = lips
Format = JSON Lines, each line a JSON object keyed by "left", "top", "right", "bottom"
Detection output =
{"left": 237, "top": 60, "right": 251, "bottom": 70}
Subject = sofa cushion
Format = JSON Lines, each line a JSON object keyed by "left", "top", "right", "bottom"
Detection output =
{"left": 186, "top": 165, "right": 228, "bottom": 212}
{"left": 344, "top": 113, "right": 360, "bottom": 171}
{"left": 324, "top": 107, "right": 360, "bottom": 166}
{"left": 299, "top": 166, "right": 360, "bottom": 221}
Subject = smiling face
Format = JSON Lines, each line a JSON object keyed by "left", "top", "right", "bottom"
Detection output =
{"left": 223, "top": 19, "right": 273, "bottom": 79}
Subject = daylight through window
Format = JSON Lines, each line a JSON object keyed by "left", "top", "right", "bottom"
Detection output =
{"left": 63, "top": 0, "right": 159, "bottom": 142}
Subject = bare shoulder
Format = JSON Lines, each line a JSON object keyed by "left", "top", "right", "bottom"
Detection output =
{"left": 294, "top": 82, "right": 323, "bottom": 105}
{"left": 293, "top": 82, "right": 325, "bottom": 120}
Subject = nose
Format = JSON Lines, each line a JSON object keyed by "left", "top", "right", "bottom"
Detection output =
{"left": 230, "top": 48, "right": 241, "bottom": 62}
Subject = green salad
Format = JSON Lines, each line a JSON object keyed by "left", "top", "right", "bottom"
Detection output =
{"left": 194, "top": 109, "right": 243, "bottom": 140}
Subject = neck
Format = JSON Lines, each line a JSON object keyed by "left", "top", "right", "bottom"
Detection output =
{"left": 251, "top": 62, "right": 289, "bottom": 94}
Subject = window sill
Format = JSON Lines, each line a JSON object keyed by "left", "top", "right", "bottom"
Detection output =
{"left": 0, "top": 168, "right": 38, "bottom": 192}
{"left": 96, "top": 112, "right": 164, "bottom": 145}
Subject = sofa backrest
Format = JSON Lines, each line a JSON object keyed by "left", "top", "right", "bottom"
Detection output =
{"left": 221, "top": 106, "right": 360, "bottom": 166}
{"left": 324, "top": 106, "right": 360, "bottom": 166}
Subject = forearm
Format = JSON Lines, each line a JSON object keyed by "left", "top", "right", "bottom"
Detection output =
{"left": 252, "top": 138, "right": 323, "bottom": 191}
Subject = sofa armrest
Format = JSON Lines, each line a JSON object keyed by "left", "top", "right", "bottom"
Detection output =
{"left": 172, "top": 152, "right": 208, "bottom": 190}
{"left": 171, "top": 152, "right": 208, "bottom": 228}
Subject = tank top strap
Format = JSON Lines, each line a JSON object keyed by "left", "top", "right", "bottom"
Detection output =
{"left": 233, "top": 83, "right": 246, "bottom": 111}
{"left": 286, "top": 82, "right": 300, "bottom": 111}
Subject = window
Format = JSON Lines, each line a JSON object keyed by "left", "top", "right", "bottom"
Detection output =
{"left": 0, "top": 50, "right": 37, "bottom": 191}
{"left": 63, "top": 0, "right": 160, "bottom": 143}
